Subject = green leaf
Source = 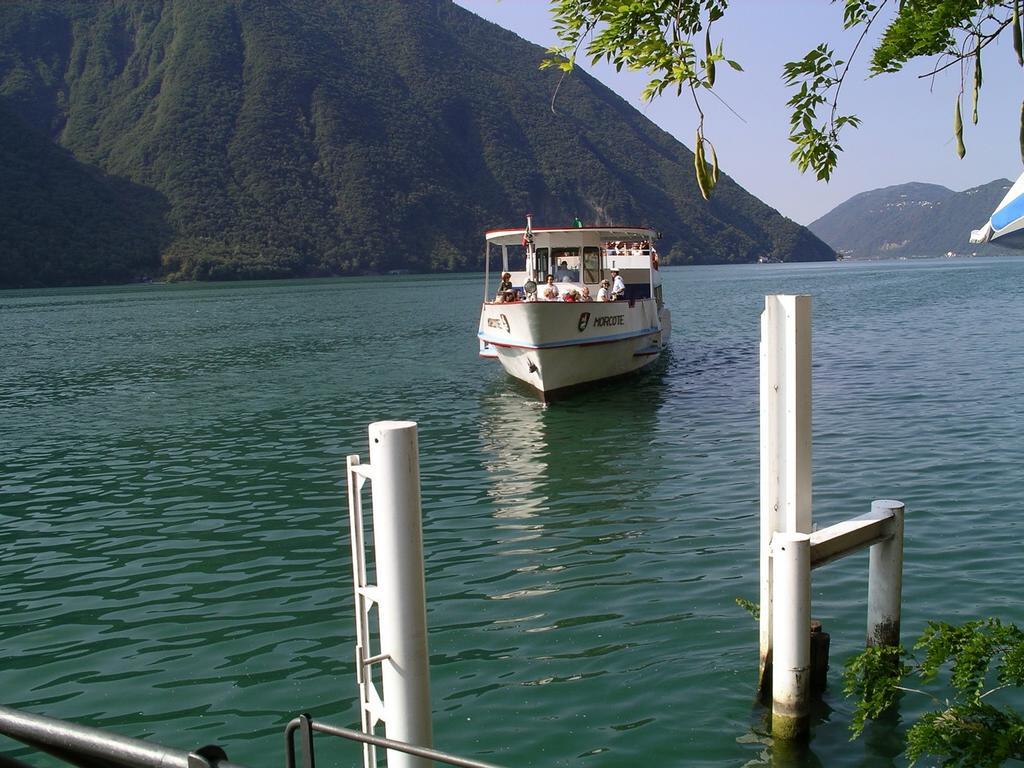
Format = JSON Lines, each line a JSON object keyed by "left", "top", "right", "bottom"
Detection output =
{"left": 847, "top": 618, "right": 1024, "bottom": 765}
{"left": 734, "top": 596, "right": 759, "bottom": 621}
{"left": 843, "top": 644, "right": 910, "bottom": 738}
{"left": 870, "top": 1, "right": 978, "bottom": 74}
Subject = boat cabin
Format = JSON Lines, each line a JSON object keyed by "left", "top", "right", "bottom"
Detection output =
{"left": 484, "top": 225, "right": 661, "bottom": 304}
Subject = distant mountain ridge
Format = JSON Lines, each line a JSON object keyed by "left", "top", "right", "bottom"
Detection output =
{"left": 808, "top": 179, "right": 1014, "bottom": 259}
{"left": 0, "top": 0, "right": 834, "bottom": 287}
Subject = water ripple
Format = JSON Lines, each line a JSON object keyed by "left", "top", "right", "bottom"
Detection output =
{"left": 2, "top": 261, "right": 1024, "bottom": 767}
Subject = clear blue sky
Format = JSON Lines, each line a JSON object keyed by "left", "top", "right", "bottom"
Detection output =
{"left": 453, "top": 0, "right": 1022, "bottom": 225}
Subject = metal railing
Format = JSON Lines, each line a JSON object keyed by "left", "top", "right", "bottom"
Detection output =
{"left": 285, "top": 713, "right": 506, "bottom": 768}
{"left": 0, "top": 704, "right": 245, "bottom": 768}
{"left": 0, "top": 705, "right": 506, "bottom": 768}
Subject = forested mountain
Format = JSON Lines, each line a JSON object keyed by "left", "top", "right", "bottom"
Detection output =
{"left": 0, "top": 0, "right": 834, "bottom": 287}
{"left": 0, "top": 101, "right": 169, "bottom": 286}
{"left": 809, "top": 179, "right": 1015, "bottom": 259}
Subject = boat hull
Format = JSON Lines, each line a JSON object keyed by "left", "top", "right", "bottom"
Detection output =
{"left": 478, "top": 299, "right": 670, "bottom": 398}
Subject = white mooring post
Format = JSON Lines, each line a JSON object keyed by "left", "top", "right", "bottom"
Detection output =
{"left": 758, "top": 295, "right": 812, "bottom": 697}
{"left": 867, "top": 499, "right": 905, "bottom": 647}
{"left": 361, "top": 420, "right": 434, "bottom": 768}
{"left": 771, "top": 532, "right": 811, "bottom": 739}
{"left": 759, "top": 294, "right": 906, "bottom": 743}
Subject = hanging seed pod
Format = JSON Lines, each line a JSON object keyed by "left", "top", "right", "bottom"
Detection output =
{"left": 695, "top": 168, "right": 710, "bottom": 200}
{"left": 694, "top": 133, "right": 711, "bottom": 200}
{"left": 709, "top": 142, "right": 719, "bottom": 185}
{"left": 972, "top": 46, "right": 982, "bottom": 124}
{"left": 1019, "top": 100, "right": 1024, "bottom": 164}
{"left": 705, "top": 30, "right": 716, "bottom": 87}
{"left": 954, "top": 98, "right": 966, "bottom": 158}
{"left": 1015, "top": 0, "right": 1023, "bottom": 67}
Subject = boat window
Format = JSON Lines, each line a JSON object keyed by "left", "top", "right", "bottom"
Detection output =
{"left": 550, "top": 247, "right": 580, "bottom": 282}
{"left": 582, "top": 246, "right": 601, "bottom": 284}
{"left": 487, "top": 242, "right": 505, "bottom": 274}
{"left": 535, "top": 247, "right": 549, "bottom": 280}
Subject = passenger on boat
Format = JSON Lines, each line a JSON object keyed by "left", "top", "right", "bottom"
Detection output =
{"left": 555, "top": 260, "right": 574, "bottom": 282}
{"left": 541, "top": 274, "right": 560, "bottom": 301}
{"left": 563, "top": 288, "right": 579, "bottom": 302}
{"left": 597, "top": 279, "right": 610, "bottom": 301}
{"left": 610, "top": 268, "right": 625, "bottom": 300}
{"left": 495, "top": 272, "right": 515, "bottom": 302}
{"left": 579, "top": 286, "right": 592, "bottom": 302}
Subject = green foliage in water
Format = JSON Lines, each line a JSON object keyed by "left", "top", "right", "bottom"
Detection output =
{"left": 844, "top": 618, "right": 1024, "bottom": 767}
{"left": 734, "top": 595, "right": 759, "bottom": 621}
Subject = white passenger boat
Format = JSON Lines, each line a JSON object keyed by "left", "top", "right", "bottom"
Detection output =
{"left": 477, "top": 216, "right": 671, "bottom": 399}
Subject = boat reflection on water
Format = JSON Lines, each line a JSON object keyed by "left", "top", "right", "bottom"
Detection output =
{"left": 476, "top": 366, "right": 666, "bottom": 546}
{"left": 478, "top": 393, "right": 551, "bottom": 524}
{"left": 470, "top": 373, "right": 670, "bottom": 629}
{"left": 429, "top": 354, "right": 778, "bottom": 763}
{"left": 474, "top": 393, "right": 555, "bottom": 603}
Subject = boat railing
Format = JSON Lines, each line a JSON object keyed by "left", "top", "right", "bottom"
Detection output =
{"left": 0, "top": 705, "right": 507, "bottom": 768}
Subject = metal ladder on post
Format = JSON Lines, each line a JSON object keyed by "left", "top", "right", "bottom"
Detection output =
{"left": 346, "top": 455, "right": 387, "bottom": 768}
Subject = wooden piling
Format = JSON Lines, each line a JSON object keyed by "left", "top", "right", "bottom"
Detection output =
{"left": 809, "top": 621, "right": 830, "bottom": 698}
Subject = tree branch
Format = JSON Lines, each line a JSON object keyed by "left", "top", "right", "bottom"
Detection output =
{"left": 829, "top": 0, "right": 891, "bottom": 130}
{"left": 916, "top": 17, "right": 1012, "bottom": 79}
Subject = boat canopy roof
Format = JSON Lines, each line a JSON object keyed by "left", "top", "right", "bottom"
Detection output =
{"left": 485, "top": 226, "right": 657, "bottom": 247}
{"left": 971, "top": 172, "right": 1024, "bottom": 249}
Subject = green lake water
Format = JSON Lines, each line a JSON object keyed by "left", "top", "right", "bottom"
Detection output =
{"left": 2, "top": 257, "right": 1024, "bottom": 767}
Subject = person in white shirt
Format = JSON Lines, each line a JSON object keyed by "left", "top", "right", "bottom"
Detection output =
{"left": 610, "top": 268, "right": 625, "bottom": 300}
{"left": 596, "top": 279, "right": 610, "bottom": 301}
{"left": 540, "top": 274, "right": 560, "bottom": 301}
